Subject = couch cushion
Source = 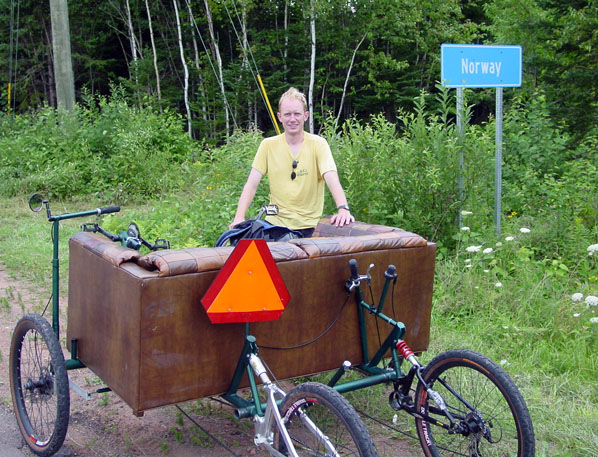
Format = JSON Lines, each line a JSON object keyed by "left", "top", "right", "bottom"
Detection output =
{"left": 291, "top": 230, "right": 428, "bottom": 258}
{"left": 313, "top": 216, "right": 405, "bottom": 237}
{"left": 137, "top": 241, "right": 309, "bottom": 277}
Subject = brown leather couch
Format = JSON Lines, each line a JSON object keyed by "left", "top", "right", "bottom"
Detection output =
{"left": 67, "top": 217, "right": 436, "bottom": 415}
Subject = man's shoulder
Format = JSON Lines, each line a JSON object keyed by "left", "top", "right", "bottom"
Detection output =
{"left": 304, "top": 132, "right": 329, "bottom": 147}
{"left": 261, "top": 133, "right": 286, "bottom": 146}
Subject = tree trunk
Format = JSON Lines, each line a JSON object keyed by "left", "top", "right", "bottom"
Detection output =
{"left": 308, "top": 0, "right": 316, "bottom": 134}
{"left": 204, "top": 0, "right": 229, "bottom": 138}
{"left": 186, "top": 0, "right": 209, "bottom": 129}
{"left": 284, "top": 0, "right": 288, "bottom": 76}
{"left": 241, "top": 3, "right": 252, "bottom": 127}
{"left": 145, "top": 0, "right": 161, "bottom": 101}
{"left": 173, "top": 0, "right": 192, "bottom": 138}
{"left": 125, "top": 0, "right": 138, "bottom": 84}
{"left": 334, "top": 32, "right": 367, "bottom": 130}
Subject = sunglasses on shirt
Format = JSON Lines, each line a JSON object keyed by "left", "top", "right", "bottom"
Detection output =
{"left": 291, "top": 160, "right": 298, "bottom": 180}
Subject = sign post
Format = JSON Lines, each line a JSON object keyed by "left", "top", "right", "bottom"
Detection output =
{"left": 441, "top": 44, "right": 522, "bottom": 237}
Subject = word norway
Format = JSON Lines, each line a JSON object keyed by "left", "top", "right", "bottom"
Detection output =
{"left": 461, "top": 58, "right": 502, "bottom": 78}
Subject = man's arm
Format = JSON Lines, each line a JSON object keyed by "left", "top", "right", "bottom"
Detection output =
{"left": 230, "top": 168, "right": 263, "bottom": 228}
{"left": 323, "top": 170, "right": 355, "bottom": 227}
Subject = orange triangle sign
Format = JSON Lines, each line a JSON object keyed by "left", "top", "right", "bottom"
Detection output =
{"left": 201, "top": 239, "right": 290, "bottom": 323}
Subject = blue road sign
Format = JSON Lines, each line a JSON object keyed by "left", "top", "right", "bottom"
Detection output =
{"left": 441, "top": 44, "right": 522, "bottom": 88}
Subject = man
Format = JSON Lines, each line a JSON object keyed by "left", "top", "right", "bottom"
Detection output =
{"left": 230, "top": 87, "right": 354, "bottom": 236}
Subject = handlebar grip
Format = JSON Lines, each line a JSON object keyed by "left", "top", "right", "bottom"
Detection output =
{"left": 349, "top": 259, "right": 359, "bottom": 281}
{"left": 385, "top": 264, "right": 397, "bottom": 279}
{"left": 99, "top": 205, "right": 120, "bottom": 215}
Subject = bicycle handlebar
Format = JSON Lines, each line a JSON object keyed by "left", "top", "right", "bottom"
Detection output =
{"left": 349, "top": 259, "right": 359, "bottom": 281}
{"left": 99, "top": 205, "right": 120, "bottom": 215}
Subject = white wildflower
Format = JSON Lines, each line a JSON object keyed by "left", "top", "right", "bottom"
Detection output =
{"left": 461, "top": 226, "right": 470, "bottom": 231}
{"left": 505, "top": 236, "right": 515, "bottom": 241}
{"left": 465, "top": 259, "right": 471, "bottom": 263}
{"left": 499, "top": 359, "right": 511, "bottom": 366}
{"left": 461, "top": 210, "right": 473, "bottom": 216}
{"left": 571, "top": 293, "right": 584, "bottom": 302}
{"left": 587, "top": 244, "right": 598, "bottom": 256}
{"left": 495, "top": 282, "right": 503, "bottom": 288}
{"left": 466, "top": 264, "right": 472, "bottom": 268}
{"left": 573, "top": 313, "right": 581, "bottom": 317}
{"left": 466, "top": 245, "right": 482, "bottom": 252}
{"left": 483, "top": 247, "right": 494, "bottom": 254}
{"left": 520, "top": 227, "right": 531, "bottom": 233}
{"left": 590, "top": 317, "right": 598, "bottom": 324}
{"left": 484, "top": 269, "right": 490, "bottom": 273}
{"left": 585, "top": 295, "right": 598, "bottom": 307}
{"left": 502, "top": 325, "right": 509, "bottom": 329}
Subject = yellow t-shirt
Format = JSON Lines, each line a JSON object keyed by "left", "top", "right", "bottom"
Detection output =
{"left": 252, "top": 132, "right": 337, "bottom": 230}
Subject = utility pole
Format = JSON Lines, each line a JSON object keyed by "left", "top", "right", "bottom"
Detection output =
{"left": 49, "top": 0, "right": 75, "bottom": 110}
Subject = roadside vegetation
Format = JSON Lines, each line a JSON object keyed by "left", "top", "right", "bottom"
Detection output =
{"left": 0, "top": 91, "right": 596, "bottom": 456}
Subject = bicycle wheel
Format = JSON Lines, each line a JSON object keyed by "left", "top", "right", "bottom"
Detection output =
{"left": 414, "top": 349, "right": 535, "bottom": 457}
{"left": 10, "top": 314, "right": 70, "bottom": 457}
{"left": 277, "top": 381, "right": 378, "bottom": 456}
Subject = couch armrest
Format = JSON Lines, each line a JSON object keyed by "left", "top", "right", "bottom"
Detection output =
{"left": 70, "top": 232, "right": 141, "bottom": 267}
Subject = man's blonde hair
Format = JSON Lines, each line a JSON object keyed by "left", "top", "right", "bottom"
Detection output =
{"left": 278, "top": 87, "right": 307, "bottom": 111}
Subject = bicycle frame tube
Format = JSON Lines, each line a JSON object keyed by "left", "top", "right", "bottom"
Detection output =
{"left": 329, "top": 273, "right": 407, "bottom": 394}
{"left": 47, "top": 206, "right": 110, "bottom": 366}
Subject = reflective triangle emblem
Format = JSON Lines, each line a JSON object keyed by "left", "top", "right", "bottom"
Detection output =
{"left": 201, "top": 239, "right": 290, "bottom": 323}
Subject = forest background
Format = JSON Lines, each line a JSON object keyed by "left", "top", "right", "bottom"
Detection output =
{"left": 0, "top": 0, "right": 597, "bottom": 456}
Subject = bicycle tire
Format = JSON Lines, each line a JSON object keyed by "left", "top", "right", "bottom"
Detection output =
{"left": 414, "top": 349, "right": 535, "bottom": 457}
{"left": 10, "top": 314, "right": 70, "bottom": 457}
{"left": 277, "top": 381, "right": 378, "bottom": 456}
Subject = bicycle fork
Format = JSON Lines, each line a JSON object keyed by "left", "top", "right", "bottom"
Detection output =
{"left": 248, "top": 354, "right": 340, "bottom": 457}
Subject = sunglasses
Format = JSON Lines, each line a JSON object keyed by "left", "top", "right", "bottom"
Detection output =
{"left": 291, "top": 160, "right": 298, "bottom": 180}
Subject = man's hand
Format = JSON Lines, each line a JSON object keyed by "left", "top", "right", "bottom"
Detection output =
{"left": 229, "top": 217, "right": 245, "bottom": 230}
{"left": 330, "top": 208, "right": 355, "bottom": 227}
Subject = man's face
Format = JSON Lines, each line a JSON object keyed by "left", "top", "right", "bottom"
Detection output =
{"left": 277, "top": 98, "right": 309, "bottom": 135}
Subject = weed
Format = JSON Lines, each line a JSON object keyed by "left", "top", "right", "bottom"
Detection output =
{"left": 170, "top": 427, "right": 185, "bottom": 443}
{"left": 0, "top": 296, "right": 9, "bottom": 311}
{"left": 175, "top": 412, "right": 184, "bottom": 427}
{"left": 159, "top": 439, "right": 168, "bottom": 454}
{"left": 190, "top": 426, "right": 213, "bottom": 448}
{"left": 99, "top": 392, "right": 110, "bottom": 407}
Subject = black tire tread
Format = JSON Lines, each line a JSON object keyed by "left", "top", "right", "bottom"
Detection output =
{"left": 279, "top": 381, "right": 378, "bottom": 457}
{"left": 414, "top": 349, "right": 535, "bottom": 457}
{"left": 10, "top": 313, "right": 70, "bottom": 457}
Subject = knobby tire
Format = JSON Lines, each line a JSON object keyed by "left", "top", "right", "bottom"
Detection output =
{"left": 10, "top": 314, "right": 70, "bottom": 457}
{"left": 277, "top": 382, "right": 378, "bottom": 456}
{"left": 414, "top": 349, "right": 535, "bottom": 457}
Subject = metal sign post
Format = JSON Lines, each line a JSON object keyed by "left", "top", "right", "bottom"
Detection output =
{"left": 495, "top": 87, "right": 503, "bottom": 238}
{"left": 441, "top": 44, "right": 522, "bottom": 238}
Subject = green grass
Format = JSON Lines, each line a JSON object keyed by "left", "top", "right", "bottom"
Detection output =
{"left": 1, "top": 195, "right": 596, "bottom": 456}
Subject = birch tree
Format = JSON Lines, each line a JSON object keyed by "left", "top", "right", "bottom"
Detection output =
{"left": 308, "top": 0, "right": 316, "bottom": 134}
{"left": 204, "top": 0, "right": 229, "bottom": 138}
{"left": 125, "top": 0, "right": 138, "bottom": 83}
{"left": 172, "top": 0, "right": 192, "bottom": 137}
{"left": 145, "top": 0, "right": 161, "bottom": 100}
{"left": 334, "top": 32, "right": 367, "bottom": 130}
{"left": 185, "top": 0, "right": 208, "bottom": 128}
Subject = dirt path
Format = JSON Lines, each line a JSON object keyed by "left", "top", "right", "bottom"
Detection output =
{"left": 0, "top": 263, "right": 421, "bottom": 457}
